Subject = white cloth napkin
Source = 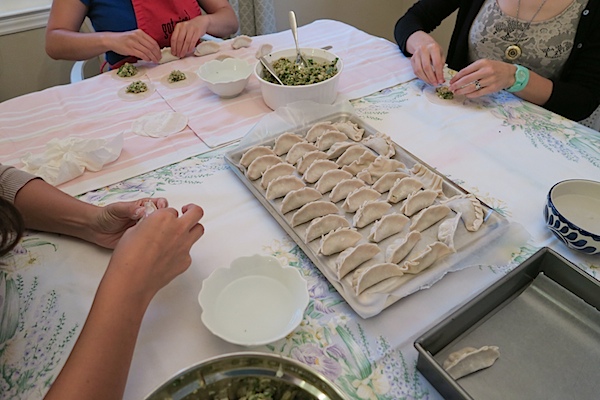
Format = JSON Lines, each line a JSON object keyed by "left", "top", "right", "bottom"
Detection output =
{"left": 21, "top": 134, "right": 123, "bottom": 185}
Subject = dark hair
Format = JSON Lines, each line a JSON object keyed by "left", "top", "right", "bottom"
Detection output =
{"left": 0, "top": 197, "right": 24, "bottom": 258}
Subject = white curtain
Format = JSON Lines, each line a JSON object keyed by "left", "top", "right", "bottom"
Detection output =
{"left": 229, "top": 0, "right": 276, "bottom": 36}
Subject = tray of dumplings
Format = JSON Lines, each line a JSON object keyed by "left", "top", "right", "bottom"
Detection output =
{"left": 224, "top": 111, "right": 509, "bottom": 318}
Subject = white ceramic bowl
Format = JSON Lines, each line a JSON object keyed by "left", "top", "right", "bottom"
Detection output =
{"left": 254, "top": 47, "right": 343, "bottom": 110}
{"left": 198, "top": 254, "right": 309, "bottom": 346}
{"left": 197, "top": 58, "right": 253, "bottom": 98}
{"left": 544, "top": 179, "right": 600, "bottom": 254}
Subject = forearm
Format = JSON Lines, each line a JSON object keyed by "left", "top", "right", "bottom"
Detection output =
{"left": 13, "top": 179, "right": 98, "bottom": 242}
{"left": 203, "top": 7, "right": 239, "bottom": 38}
{"left": 514, "top": 70, "right": 553, "bottom": 107}
{"left": 46, "top": 30, "right": 117, "bottom": 61}
{"left": 44, "top": 269, "right": 152, "bottom": 400}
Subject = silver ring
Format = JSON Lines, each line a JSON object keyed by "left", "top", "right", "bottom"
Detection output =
{"left": 474, "top": 80, "right": 482, "bottom": 90}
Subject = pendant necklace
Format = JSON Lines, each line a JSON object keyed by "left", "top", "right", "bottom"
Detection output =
{"left": 505, "top": 0, "right": 549, "bottom": 61}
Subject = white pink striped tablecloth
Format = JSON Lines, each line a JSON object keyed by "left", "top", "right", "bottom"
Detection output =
{"left": 0, "top": 19, "right": 415, "bottom": 196}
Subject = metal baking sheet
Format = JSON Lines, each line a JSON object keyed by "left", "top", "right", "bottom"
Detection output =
{"left": 224, "top": 110, "right": 509, "bottom": 318}
{"left": 415, "top": 247, "right": 600, "bottom": 399}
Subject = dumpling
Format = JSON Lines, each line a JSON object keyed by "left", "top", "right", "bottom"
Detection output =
{"left": 314, "top": 169, "right": 353, "bottom": 194}
{"left": 443, "top": 346, "right": 500, "bottom": 380}
{"left": 290, "top": 201, "right": 339, "bottom": 227}
{"left": 372, "top": 171, "right": 410, "bottom": 193}
{"left": 318, "top": 227, "right": 362, "bottom": 256}
{"left": 367, "top": 213, "right": 410, "bottom": 242}
{"left": 296, "top": 150, "right": 328, "bottom": 174}
{"left": 352, "top": 263, "right": 406, "bottom": 295}
{"left": 361, "top": 132, "right": 395, "bottom": 157}
{"left": 411, "top": 163, "right": 444, "bottom": 196}
{"left": 341, "top": 152, "right": 377, "bottom": 175}
{"left": 281, "top": 187, "right": 322, "bottom": 214}
{"left": 353, "top": 201, "right": 392, "bottom": 228}
{"left": 255, "top": 43, "right": 273, "bottom": 58}
{"left": 437, "top": 212, "right": 462, "bottom": 249}
{"left": 159, "top": 47, "right": 180, "bottom": 64}
{"left": 246, "top": 154, "right": 282, "bottom": 180}
{"left": 385, "top": 230, "right": 422, "bottom": 264}
{"left": 285, "top": 142, "right": 319, "bottom": 165}
{"left": 260, "top": 162, "right": 295, "bottom": 189}
{"left": 240, "top": 145, "right": 275, "bottom": 168}
{"left": 341, "top": 187, "right": 381, "bottom": 213}
{"left": 356, "top": 156, "right": 406, "bottom": 184}
{"left": 304, "top": 214, "right": 350, "bottom": 242}
{"left": 194, "top": 40, "right": 220, "bottom": 56}
{"left": 302, "top": 159, "right": 339, "bottom": 184}
{"left": 401, "top": 241, "right": 453, "bottom": 274}
{"left": 400, "top": 189, "right": 438, "bottom": 217}
{"left": 326, "top": 142, "right": 359, "bottom": 159}
{"left": 333, "top": 120, "right": 365, "bottom": 141}
{"left": 329, "top": 178, "right": 366, "bottom": 203}
{"left": 441, "top": 194, "right": 485, "bottom": 232}
{"left": 336, "top": 146, "right": 373, "bottom": 166}
{"left": 387, "top": 177, "right": 424, "bottom": 203}
{"left": 315, "top": 130, "right": 348, "bottom": 151}
{"left": 305, "top": 121, "right": 337, "bottom": 142}
{"left": 273, "top": 132, "right": 304, "bottom": 156}
{"left": 231, "top": 34, "right": 252, "bottom": 49}
{"left": 409, "top": 204, "right": 451, "bottom": 232}
{"left": 265, "top": 175, "right": 305, "bottom": 200}
{"left": 335, "top": 243, "right": 380, "bottom": 279}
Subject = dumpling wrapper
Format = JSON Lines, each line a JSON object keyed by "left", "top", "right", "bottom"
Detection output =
{"left": 315, "top": 169, "right": 353, "bottom": 194}
{"left": 336, "top": 146, "right": 373, "bottom": 166}
{"left": 329, "top": 178, "right": 366, "bottom": 203}
{"left": 333, "top": 120, "right": 365, "bottom": 141}
{"left": 387, "top": 177, "right": 424, "bottom": 203}
{"left": 296, "top": 150, "right": 328, "bottom": 174}
{"left": 315, "top": 130, "right": 347, "bottom": 151}
{"left": 352, "top": 263, "right": 407, "bottom": 295}
{"left": 290, "top": 201, "right": 339, "bottom": 227}
{"left": 367, "top": 213, "right": 409, "bottom": 242}
{"left": 302, "top": 159, "right": 339, "bottom": 184}
{"left": 341, "top": 152, "right": 377, "bottom": 175}
{"left": 356, "top": 156, "right": 406, "bottom": 184}
{"left": 240, "top": 145, "right": 275, "bottom": 168}
{"left": 441, "top": 194, "right": 485, "bottom": 232}
{"left": 265, "top": 175, "right": 305, "bottom": 200}
{"left": 281, "top": 187, "right": 322, "bottom": 214}
{"left": 401, "top": 241, "right": 453, "bottom": 274}
{"left": 246, "top": 154, "right": 282, "bottom": 180}
{"left": 194, "top": 41, "right": 220, "bottom": 56}
{"left": 341, "top": 187, "right": 381, "bottom": 213}
{"left": 260, "top": 163, "right": 295, "bottom": 189}
{"left": 372, "top": 171, "right": 410, "bottom": 193}
{"left": 286, "top": 142, "right": 319, "bottom": 165}
{"left": 318, "top": 227, "right": 362, "bottom": 256}
{"left": 159, "top": 47, "right": 180, "bottom": 64}
{"left": 411, "top": 163, "right": 444, "bottom": 196}
{"left": 385, "top": 230, "right": 422, "bottom": 264}
{"left": 326, "top": 142, "right": 361, "bottom": 159}
{"left": 437, "top": 212, "right": 462, "bottom": 249}
{"left": 305, "top": 121, "right": 336, "bottom": 142}
{"left": 353, "top": 201, "right": 392, "bottom": 228}
{"left": 231, "top": 35, "right": 252, "bottom": 49}
{"left": 273, "top": 132, "right": 304, "bottom": 156}
{"left": 400, "top": 189, "right": 438, "bottom": 217}
{"left": 335, "top": 243, "right": 380, "bottom": 279}
{"left": 409, "top": 204, "right": 452, "bottom": 232}
{"left": 304, "top": 214, "right": 350, "bottom": 242}
{"left": 443, "top": 345, "right": 500, "bottom": 380}
{"left": 131, "top": 111, "right": 188, "bottom": 138}
{"left": 361, "top": 132, "right": 395, "bottom": 157}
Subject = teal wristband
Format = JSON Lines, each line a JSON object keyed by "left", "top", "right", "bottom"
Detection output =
{"left": 507, "top": 64, "right": 530, "bottom": 93}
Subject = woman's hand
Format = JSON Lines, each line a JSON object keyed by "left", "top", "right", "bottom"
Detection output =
{"left": 89, "top": 197, "right": 168, "bottom": 249}
{"left": 449, "top": 59, "right": 516, "bottom": 97}
{"left": 406, "top": 31, "right": 446, "bottom": 86}
{"left": 105, "top": 29, "right": 162, "bottom": 63}
{"left": 170, "top": 16, "right": 211, "bottom": 58}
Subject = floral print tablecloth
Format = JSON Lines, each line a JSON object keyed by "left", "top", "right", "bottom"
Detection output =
{"left": 2, "top": 79, "right": 599, "bottom": 400}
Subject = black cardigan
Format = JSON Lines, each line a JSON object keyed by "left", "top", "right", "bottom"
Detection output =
{"left": 394, "top": 0, "right": 600, "bottom": 121}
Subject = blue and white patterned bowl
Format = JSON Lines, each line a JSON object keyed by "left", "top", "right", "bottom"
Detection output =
{"left": 544, "top": 179, "right": 600, "bottom": 255}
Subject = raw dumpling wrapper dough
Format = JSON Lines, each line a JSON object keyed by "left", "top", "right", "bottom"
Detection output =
{"left": 443, "top": 345, "right": 500, "bottom": 380}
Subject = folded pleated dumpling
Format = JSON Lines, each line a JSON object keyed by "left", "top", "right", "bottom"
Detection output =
{"left": 401, "top": 241, "right": 453, "bottom": 274}
{"left": 411, "top": 163, "right": 444, "bottom": 196}
{"left": 336, "top": 146, "right": 374, "bottom": 166}
{"left": 361, "top": 132, "right": 395, "bottom": 157}
{"left": 353, "top": 201, "right": 392, "bottom": 228}
{"left": 318, "top": 227, "right": 362, "bottom": 255}
{"left": 334, "top": 120, "right": 365, "bottom": 141}
{"left": 231, "top": 34, "right": 252, "bottom": 49}
{"left": 400, "top": 189, "right": 438, "bottom": 217}
{"left": 385, "top": 230, "right": 422, "bottom": 264}
{"left": 409, "top": 204, "right": 451, "bottom": 232}
{"left": 315, "top": 130, "right": 347, "bottom": 151}
{"left": 329, "top": 178, "right": 366, "bottom": 203}
{"left": 273, "top": 132, "right": 304, "bottom": 156}
{"left": 305, "top": 121, "right": 336, "bottom": 142}
{"left": 296, "top": 150, "right": 328, "bottom": 174}
{"left": 286, "top": 142, "right": 319, "bottom": 165}
{"left": 443, "top": 346, "right": 500, "bottom": 380}
{"left": 194, "top": 40, "right": 220, "bottom": 56}
{"left": 265, "top": 175, "right": 305, "bottom": 200}
{"left": 352, "top": 262, "right": 406, "bottom": 295}
{"left": 356, "top": 156, "right": 406, "bottom": 184}
{"left": 315, "top": 169, "right": 353, "bottom": 194}
{"left": 326, "top": 141, "right": 359, "bottom": 159}
{"left": 441, "top": 194, "right": 485, "bottom": 232}
{"left": 367, "top": 213, "right": 409, "bottom": 242}
{"left": 387, "top": 177, "right": 424, "bottom": 203}
{"left": 302, "top": 159, "right": 339, "bottom": 183}
{"left": 335, "top": 243, "right": 380, "bottom": 279}
{"left": 372, "top": 171, "right": 410, "bottom": 193}
{"left": 281, "top": 187, "right": 322, "bottom": 214}
{"left": 341, "top": 187, "right": 381, "bottom": 213}
{"left": 437, "top": 212, "right": 462, "bottom": 249}
{"left": 304, "top": 214, "right": 350, "bottom": 242}
{"left": 341, "top": 152, "right": 377, "bottom": 175}
{"left": 240, "top": 145, "right": 275, "bottom": 168}
{"left": 290, "top": 200, "right": 339, "bottom": 227}
{"left": 246, "top": 154, "right": 282, "bottom": 180}
{"left": 260, "top": 163, "right": 295, "bottom": 189}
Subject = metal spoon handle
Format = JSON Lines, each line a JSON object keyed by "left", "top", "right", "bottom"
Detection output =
{"left": 289, "top": 11, "right": 300, "bottom": 53}
{"left": 259, "top": 56, "right": 284, "bottom": 85}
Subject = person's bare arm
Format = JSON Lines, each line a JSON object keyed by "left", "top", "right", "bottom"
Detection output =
{"left": 45, "top": 0, "right": 160, "bottom": 62}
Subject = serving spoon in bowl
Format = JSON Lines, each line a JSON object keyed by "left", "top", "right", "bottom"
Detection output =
{"left": 289, "top": 11, "right": 309, "bottom": 69}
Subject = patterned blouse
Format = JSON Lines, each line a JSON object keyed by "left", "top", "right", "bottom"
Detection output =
{"left": 468, "top": 0, "right": 587, "bottom": 79}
